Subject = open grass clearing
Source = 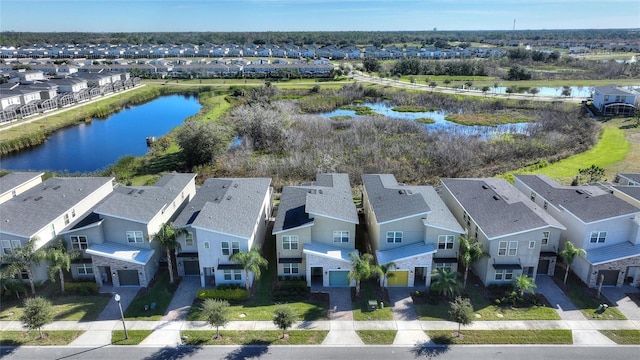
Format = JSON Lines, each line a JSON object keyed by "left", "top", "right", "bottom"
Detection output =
{"left": 124, "top": 271, "right": 176, "bottom": 320}
{"left": 111, "top": 330, "right": 153, "bottom": 345}
{"left": 180, "top": 330, "right": 328, "bottom": 345}
{"left": 414, "top": 299, "right": 559, "bottom": 321}
{"left": 427, "top": 330, "right": 572, "bottom": 344}
{"left": 561, "top": 278, "right": 626, "bottom": 320}
{"left": 356, "top": 330, "right": 397, "bottom": 344}
{"left": 0, "top": 330, "right": 84, "bottom": 346}
{"left": 599, "top": 330, "right": 640, "bottom": 344}
{"left": 352, "top": 281, "right": 394, "bottom": 321}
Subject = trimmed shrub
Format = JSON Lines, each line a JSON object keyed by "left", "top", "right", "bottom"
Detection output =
{"left": 64, "top": 282, "right": 99, "bottom": 295}
{"left": 196, "top": 288, "right": 249, "bottom": 303}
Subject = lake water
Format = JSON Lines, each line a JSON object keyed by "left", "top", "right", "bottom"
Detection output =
{"left": 321, "top": 102, "right": 529, "bottom": 136}
{"left": 0, "top": 95, "right": 201, "bottom": 173}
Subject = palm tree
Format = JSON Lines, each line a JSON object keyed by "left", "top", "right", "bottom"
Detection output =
{"left": 3, "top": 237, "right": 46, "bottom": 296}
{"left": 348, "top": 252, "right": 380, "bottom": 297}
{"left": 513, "top": 274, "right": 536, "bottom": 298}
{"left": 378, "top": 262, "right": 397, "bottom": 290}
{"left": 47, "top": 239, "right": 79, "bottom": 294}
{"left": 154, "top": 222, "right": 187, "bottom": 285}
{"left": 458, "top": 236, "right": 487, "bottom": 288}
{"left": 430, "top": 269, "right": 462, "bottom": 299}
{"left": 230, "top": 247, "right": 268, "bottom": 290}
{"left": 559, "top": 241, "right": 586, "bottom": 284}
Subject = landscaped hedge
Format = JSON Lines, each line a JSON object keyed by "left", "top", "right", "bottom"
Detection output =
{"left": 64, "top": 282, "right": 99, "bottom": 295}
{"left": 196, "top": 288, "right": 250, "bottom": 302}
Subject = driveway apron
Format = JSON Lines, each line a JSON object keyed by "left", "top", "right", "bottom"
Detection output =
{"left": 162, "top": 276, "right": 202, "bottom": 321}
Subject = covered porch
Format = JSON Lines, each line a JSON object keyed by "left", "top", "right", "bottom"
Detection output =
{"left": 86, "top": 241, "right": 156, "bottom": 288}
{"left": 376, "top": 242, "right": 436, "bottom": 288}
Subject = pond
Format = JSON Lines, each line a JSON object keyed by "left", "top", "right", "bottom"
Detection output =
{"left": 320, "top": 102, "right": 529, "bottom": 137}
{"left": 0, "top": 95, "right": 202, "bottom": 173}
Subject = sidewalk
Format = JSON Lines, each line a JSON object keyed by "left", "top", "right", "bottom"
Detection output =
{"left": 387, "top": 288, "right": 431, "bottom": 346}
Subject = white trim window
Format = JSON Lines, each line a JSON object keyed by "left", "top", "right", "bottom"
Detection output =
{"left": 333, "top": 231, "right": 349, "bottom": 243}
{"left": 77, "top": 264, "right": 94, "bottom": 275}
{"left": 223, "top": 269, "right": 242, "bottom": 281}
{"left": 386, "top": 231, "right": 403, "bottom": 243}
{"left": 435, "top": 262, "right": 453, "bottom": 271}
{"left": 283, "top": 235, "right": 299, "bottom": 250}
{"left": 541, "top": 231, "right": 550, "bottom": 245}
{"left": 203, "top": 241, "right": 210, "bottom": 249}
{"left": 283, "top": 263, "right": 299, "bottom": 274}
{"left": 508, "top": 241, "right": 518, "bottom": 256}
{"left": 64, "top": 213, "right": 70, "bottom": 225}
{"left": 126, "top": 231, "right": 144, "bottom": 243}
{"left": 590, "top": 231, "right": 606, "bottom": 244}
{"left": 70, "top": 235, "right": 88, "bottom": 250}
{"left": 50, "top": 224, "right": 56, "bottom": 238}
{"left": 222, "top": 241, "right": 240, "bottom": 256}
{"left": 498, "top": 241, "right": 508, "bottom": 256}
{"left": 185, "top": 232, "right": 194, "bottom": 246}
{"left": 438, "top": 235, "right": 455, "bottom": 250}
{"left": 495, "top": 269, "right": 514, "bottom": 281}
{"left": 529, "top": 241, "right": 536, "bottom": 249}
{"left": 1, "top": 240, "right": 22, "bottom": 255}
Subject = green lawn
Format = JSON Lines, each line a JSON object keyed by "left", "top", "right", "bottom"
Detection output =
{"left": 180, "top": 330, "right": 328, "bottom": 345}
{"left": 600, "top": 330, "right": 640, "bottom": 344}
{"left": 352, "top": 282, "right": 394, "bottom": 321}
{"left": 503, "top": 124, "right": 630, "bottom": 184}
{"left": 562, "top": 280, "right": 626, "bottom": 320}
{"left": 427, "top": 330, "right": 573, "bottom": 344}
{"left": 111, "top": 330, "right": 153, "bottom": 345}
{"left": 124, "top": 272, "right": 176, "bottom": 320}
{"left": 0, "top": 330, "right": 84, "bottom": 346}
{"left": 356, "top": 330, "right": 397, "bottom": 344}
{"left": 0, "top": 294, "right": 110, "bottom": 321}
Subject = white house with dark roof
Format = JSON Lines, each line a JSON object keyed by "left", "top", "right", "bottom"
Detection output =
{"left": 441, "top": 178, "right": 566, "bottom": 286}
{"left": 592, "top": 85, "right": 638, "bottom": 116}
{"left": 173, "top": 178, "right": 273, "bottom": 288}
{"left": 0, "top": 176, "right": 115, "bottom": 283}
{"left": 362, "top": 174, "right": 464, "bottom": 287}
{"left": 515, "top": 174, "right": 640, "bottom": 287}
{"left": 273, "top": 173, "right": 359, "bottom": 287}
{"left": 615, "top": 173, "right": 640, "bottom": 187}
{"left": 0, "top": 172, "right": 44, "bottom": 205}
{"left": 62, "top": 173, "right": 196, "bottom": 287}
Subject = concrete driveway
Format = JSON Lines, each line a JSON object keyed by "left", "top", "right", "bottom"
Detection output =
{"left": 602, "top": 285, "right": 640, "bottom": 320}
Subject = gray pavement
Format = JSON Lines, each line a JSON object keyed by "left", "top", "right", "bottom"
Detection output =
{"left": 320, "top": 287, "right": 353, "bottom": 321}
{"left": 96, "top": 286, "right": 140, "bottom": 321}
{"left": 535, "top": 275, "right": 586, "bottom": 321}
{"left": 602, "top": 285, "right": 640, "bottom": 320}
{"left": 162, "top": 276, "right": 201, "bottom": 321}
{"left": 387, "top": 288, "right": 431, "bottom": 346}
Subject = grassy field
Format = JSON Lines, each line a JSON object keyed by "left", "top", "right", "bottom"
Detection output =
{"left": 111, "top": 330, "right": 153, "bottom": 345}
{"left": 351, "top": 281, "right": 394, "bottom": 321}
{"left": 124, "top": 272, "right": 175, "bottom": 320}
{"left": 356, "top": 330, "right": 397, "bottom": 344}
{"left": 502, "top": 121, "right": 632, "bottom": 184}
{"left": 599, "top": 330, "right": 640, "bottom": 344}
{"left": 562, "top": 279, "right": 626, "bottom": 320}
{"left": 427, "top": 330, "right": 573, "bottom": 344}
{"left": 397, "top": 76, "right": 640, "bottom": 89}
{"left": 180, "top": 330, "right": 328, "bottom": 345}
{"left": 0, "top": 330, "right": 84, "bottom": 346}
{"left": 0, "top": 293, "right": 110, "bottom": 322}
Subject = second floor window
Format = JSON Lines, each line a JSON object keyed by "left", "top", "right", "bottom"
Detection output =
{"left": 508, "top": 241, "right": 518, "bottom": 256}
{"left": 541, "top": 231, "right": 550, "bottom": 245}
{"left": 1, "top": 240, "right": 21, "bottom": 255}
{"left": 127, "top": 231, "right": 143, "bottom": 243}
{"left": 71, "top": 235, "right": 88, "bottom": 250}
{"left": 590, "top": 231, "right": 606, "bottom": 243}
{"left": 64, "top": 213, "right": 70, "bottom": 225}
{"left": 386, "top": 231, "right": 403, "bottom": 243}
{"left": 222, "top": 241, "right": 240, "bottom": 256}
{"left": 282, "top": 235, "right": 299, "bottom": 250}
{"left": 438, "top": 235, "right": 455, "bottom": 250}
{"left": 185, "top": 232, "right": 194, "bottom": 246}
{"left": 333, "top": 231, "right": 349, "bottom": 243}
{"left": 498, "top": 241, "right": 508, "bottom": 256}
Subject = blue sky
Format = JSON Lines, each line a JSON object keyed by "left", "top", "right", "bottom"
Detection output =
{"left": 1, "top": 0, "right": 638, "bottom": 32}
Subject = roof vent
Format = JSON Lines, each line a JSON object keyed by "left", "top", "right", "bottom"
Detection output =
{"left": 34, "top": 196, "right": 43, "bottom": 201}
{"left": 398, "top": 190, "right": 405, "bottom": 195}
{"left": 576, "top": 190, "right": 584, "bottom": 194}
{"left": 318, "top": 190, "right": 323, "bottom": 194}
{"left": 233, "top": 183, "right": 238, "bottom": 188}
{"left": 227, "top": 195, "right": 232, "bottom": 200}
{"left": 492, "top": 195, "right": 500, "bottom": 201}
{"left": 482, "top": 185, "right": 489, "bottom": 189}
{"left": 53, "top": 185, "right": 61, "bottom": 190}
{"left": 138, "top": 189, "right": 144, "bottom": 194}
{"left": 128, "top": 189, "right": 136, "bottom": 195}
{"left": 222, "top": 184, "right": 228, "bottom": 188}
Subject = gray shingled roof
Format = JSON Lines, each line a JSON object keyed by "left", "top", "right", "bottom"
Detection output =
{"left": 613, "top": 186, "right": 640, "bottom": 202}
{"left": 441, "top": 178, "right": 565, "bottom": 239}
{"left": 619, "top": 173, "right": 640, "bottom": 184}
{"left": 516, "top": 174, "right": 640, "bottom": 223}
{"left": 94, "top": 173, "right": 195, "bottom": 223}
{"left": 594, "top": 85, "right": 638, "bottom": 96}
{"left": 362, "top": 174, "right": 463, "bottom": 233}
{"left": 174, "top": 177, "right": 271, "bottom": 238}
{"left": 0, "top": 172, "right": 43, "bottom": 196}
{"left": 0, "top": 177, "right": 113, "bottom": 237}
{"left": 273, "top": 173, "right": 358, "bottom": 234}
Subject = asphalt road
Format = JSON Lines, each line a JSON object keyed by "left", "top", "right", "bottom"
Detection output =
{"left": 2, "top": 345, "right": 639, "bottom": 360}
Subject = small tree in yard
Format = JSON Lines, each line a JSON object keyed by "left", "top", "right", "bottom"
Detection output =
{"left": 559, "top": 241, "right": 586, "bottom": 284}
{"left": 202, "top": 299, "right": 230, "bottom": 340}
{"left": 230, "top": 247, "right": 268, "bottom": 290}
{"left": 47, "top": 239, "right": 79, "bottom": 294}
{"left": 273, "top": 305, "right": 296, "bottom": 339}
{"left": 378, "top": 262, "right": 397, "bottom": 290}
{"left": 458, "top": 236, "right": 487, "bottom": 289}
{"left": 449, "top": 296, "right": 473, "bottom": 338}
{"left": 513, "top": 274, "right": 537, "bottom": 298}
{"left": 20, "top": 297, "right": 54, "bottom": 340}
{"left": 348, "top": 252, "right": 381, "bottom": 297}
{"left": 3, "top": 237, "right": 46, "bottom": 296}
{"left": 154, "top": 222, "right": 187, "bottom": 285}
{"left": 578, "top": 164, "right": 605, "bottom": 184}
{"left": 430, "top": 269, "right": 462, "bottom": 299}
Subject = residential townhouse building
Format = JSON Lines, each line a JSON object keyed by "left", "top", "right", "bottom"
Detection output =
{"left": 62, "top": 173, "right": 196, "bottom": 287}
{"left": 173, "top": 178, "right": 273, "bottom": 288}
{"left": 273, "top": 173, "right": 359, "bottom": 287}
{"left": 592, "top": 85, "right": 638, "bottom": 117}
{"left": 440, "top": 178, "right": 566, "bottom": 286}
{"left": 608, "top": 174, "right": 640, "bottom": 209}
{"left": 0, "top": 175, "right": 115, "bottom": 284}
{"left": 0, "top": 172, "right": 44, "bottom": 205}
{"left": 515, "top": 175, "right": 640, "bottom": 287}
{"left": 361, "top": 174, "right": 464, "bottom": 287}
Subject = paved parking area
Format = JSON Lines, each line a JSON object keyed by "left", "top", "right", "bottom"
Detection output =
{"left": 602, "top": 285, "right": 640, "bottom": 320}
